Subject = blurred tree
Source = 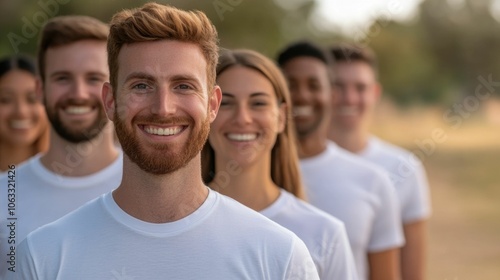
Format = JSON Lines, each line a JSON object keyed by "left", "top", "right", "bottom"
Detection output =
{"left": 419, "top": 0, "right": 500, "bottom": 100}
{"left": 365, "top": 0, "right": 500, "bottom": 105}
{"left": 2, "top": 0, "right": 499, "bottom": 106}
{"left": 0, "top": 0, "right": 311, "bottom": 61}
{"left": 369, "top": 19, "right": 450, "bottom": 105}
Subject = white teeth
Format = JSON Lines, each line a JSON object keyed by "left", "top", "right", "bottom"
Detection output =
{"left": 227, "top": 133, "right": 257, "bottom": 141}
{"left": 337, "top": 107, "right": 358, "bottom": 116}
{"left": 65, "top": 106, "right": 92, "bottom": 115}
{"left": 10, "top": 120, "right": 32, "bottom": 129}
{"left": 144, "top": 126, "right": 182, "bottom": 136}
{"left": 293, "top": 106, "right": 313, "bottom": 117}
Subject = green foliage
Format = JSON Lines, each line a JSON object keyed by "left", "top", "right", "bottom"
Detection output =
{"left": 1, "top": 0, "right": 498, "bottom": 105}
{"left": 368, "top": 0, "right": 500, "bottom": 105}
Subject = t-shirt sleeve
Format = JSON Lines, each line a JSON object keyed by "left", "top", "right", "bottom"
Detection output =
{"left": 401, "top": 161, "right": 432, "bottom": 223}
{"left": 4, "top": 238, "right": 38, "bottom": 280}
{"left": 368, "top": 173, "right": 405, "bottom": 252}
{"left": 284, "top": 237, "right": 320, "bottom": 280}
{"left": 321, "top": 222, "right": 359, "bottom": 280}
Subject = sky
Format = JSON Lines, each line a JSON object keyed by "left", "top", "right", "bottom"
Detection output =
{"left": 312, "top": 0, "right": 424, "bottom": 35}
{"left": 311, "top": 0, "right": 500, "bottom": 35}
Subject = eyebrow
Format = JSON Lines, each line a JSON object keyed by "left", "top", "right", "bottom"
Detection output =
{"left": 170, "top": 74, "right": 200, "bottom": 83}
{"left": 288, "top": 76, "right": 321, "bottom": 82}
{"left": 0, "top": 88, "right": 14, "bottom": 95}
{"left": 86, "top": 72, "right": 108, "bottom": 78}
{"left": 222, "top": 92, "right": 271, "bottom": 98}
{"left": 48, "top": 71, "right": 71, "bottom": 79}
{"left": 49, "top": 71, "right": 107, "bottom": 78}
{"left": 124, "top": 72, "right": 156, "bottom": 84}
{"left": 222, "top": 92, "right": 235, "bottom": 97}
{"left": 125, "top": 73, "right": 202, "bottom": 87}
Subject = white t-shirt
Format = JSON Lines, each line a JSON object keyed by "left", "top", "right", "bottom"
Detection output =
{"left": 7, "top": 190, "right": 319, "bottom": 280}
{"left": 0, "top": 152, "right": 123, "bottom": 278}
{"left": 360, "top": 137, "right": 432, "bottom": 223}
{"left": 300, "top": 141, "right": 404, "bottom": 280}
{"left": 261, "top": 189, "right": 358, "bottom": 280}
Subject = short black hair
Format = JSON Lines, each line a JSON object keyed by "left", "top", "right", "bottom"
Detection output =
{"left": 276, "top": 40, "right": 332, "bottom": 67}
{"left": 0, "top": 55, "right": 37, "bottom": 79}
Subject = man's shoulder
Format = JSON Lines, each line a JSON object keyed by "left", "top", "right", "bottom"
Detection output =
{"left": 215, "top": 192, "right": 298, "bottom": 242}
{"left": 25, "top": 194, "right": 105, "bottom": 244}
{"left": 0, "top": 156, "right": 40, "bottom": 180}
{"left": 369, "top": 137, "right": 419, "bottom": 163}
{"left": 301, "top": 142, "right": 380, "bottom": 173}
{"left": 281, "top": 192, "right": 345, "bottom": 232}
{"left": 0, "top": 157, "right": 42, "bottom": 194}
{"left": 335, "top": 144, "right": 392, "bottom": 180}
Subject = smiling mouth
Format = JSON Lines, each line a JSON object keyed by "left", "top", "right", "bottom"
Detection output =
{"left": 10, "top": 120, "right": 32, "bottom": 129}
{"left": 226, "top": 133, "right": 258, "bottom": 141}
{"left": 143, "top": 125, "right": 184, "bottom": 136}
{"left": 64, "top": 106, "right": 93, "bottom": 115}
{"left": 337, "top": 107, "right": 359, "bottom": 116}
{"left": 293, "top": 106, "right": 314, "bottom": 117}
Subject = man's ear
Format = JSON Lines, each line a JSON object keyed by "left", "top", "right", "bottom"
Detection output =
{"left": 208, "top": 85, "right": 222, "bottom": 122}
{"left": 102, "top": 82, "right": 115, "bottom": 121}
{"left": 373, "top": 82, "right": 382, "bottom": 102}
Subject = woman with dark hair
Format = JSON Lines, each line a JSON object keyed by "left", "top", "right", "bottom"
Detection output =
{"left": 0, "top": 55, "right": 49, "bottom": 171}
{"left": 202, "top": 49, "right": 358, "bottom": 279}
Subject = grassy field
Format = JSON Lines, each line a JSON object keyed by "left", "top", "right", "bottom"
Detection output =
{"left": 371, "top": 101, "right": 500, "bottom": 280}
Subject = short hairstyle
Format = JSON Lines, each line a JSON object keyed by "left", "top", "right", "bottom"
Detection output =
{"left": 37, "top": 15, "right": 109, "bottom": 82}
{"left": 0, "top": 55, "right": 36, "bottom": 79}
{"left": 330, "top": 44, "right": 378, "bottom": 75}
{"left": 277, "top": 40, "right": 332, "bottom": 67}
{"left": 276, "top": 40, "right": 334, "bottom": 82}
{"left": 202, "top": 49, "right": 305, "bottom": 199}
{"left": 107, "top": 2, "right": 219, "bottom": 94}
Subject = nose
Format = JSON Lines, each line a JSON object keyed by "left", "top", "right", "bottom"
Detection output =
{"left": 151, "top": 87, "right": 178, "bottom": 116}
{"left": 342, "top": 86, "right": 358, "bottom": 105}
{"left": 291, "top": 86, "right": 309, "bottom": 105}
{"left": 14, "top": 99, "right": 30, "bottom": 118}
{"left": 70, "top": 78, "right": 90, "bottom": 99}
{"left": 234, "top": 103, "right": 252, "bottom": 125}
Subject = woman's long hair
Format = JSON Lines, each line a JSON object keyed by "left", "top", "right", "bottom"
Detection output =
{"left": 201, "top": 49, "right": 305, "bottom": 199}
{"left": 0, "top": 55, "right": 49, "bottom": 155}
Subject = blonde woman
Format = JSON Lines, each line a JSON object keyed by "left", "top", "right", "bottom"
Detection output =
{"left": 203, "top": 49, "right": 358, "bottom": 279}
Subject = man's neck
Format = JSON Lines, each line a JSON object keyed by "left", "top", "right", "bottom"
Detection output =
{"left": 113, "top": 154, "right": 209, "bottom": 223}
{"left": 212, "top": 156, "right": 280, "bottom": 212}
{"left": 328, "top": 127, "right": 369, "bottom": 154}
{"left": 297, "top": 129, "right": 328, "bottom": 159}
{"left": 40, "top": 125, "right": 119, "bottom": 176}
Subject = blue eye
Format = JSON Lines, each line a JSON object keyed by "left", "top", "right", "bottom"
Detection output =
{"left": 176, "top": 84, "right": 192, "bottom": 90}
{"left": 133, "top": 83, "right": 149, "bottom": 90}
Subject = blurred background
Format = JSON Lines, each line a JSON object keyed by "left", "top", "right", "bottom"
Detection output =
{"left": 1, "top": 0, "right": 499, "bottom": 278}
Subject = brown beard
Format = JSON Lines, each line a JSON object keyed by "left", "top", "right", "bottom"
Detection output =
{"left": 44, "top": 96, "right": 108, "bottom": 143}
{"left": 113, "top": 109, "right": 210, "bottom": 175}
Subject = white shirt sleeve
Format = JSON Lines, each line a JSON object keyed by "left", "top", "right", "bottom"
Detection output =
{"left": 284, "top": 237, "right": 320, "bottom": 280}
{"left": 401, "top": 161, "right": 432, "bottom": 223}
{"left": 4, "top": 238, "right": 38, "bottom": 280}
{"left": 368, "top": 173, "right": 405, "bottom": 252}
{"left": 320, "top": 223, "right": 359, "bottom": 280}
